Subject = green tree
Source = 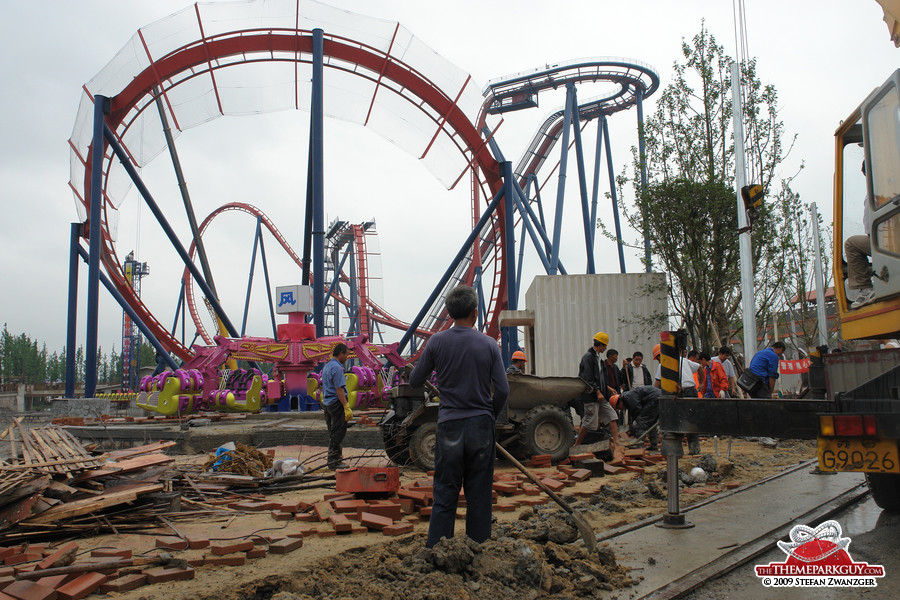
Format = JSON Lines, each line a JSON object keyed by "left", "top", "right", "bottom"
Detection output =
{"left": 606, "top": 23, "right": 798, "bottom": 350}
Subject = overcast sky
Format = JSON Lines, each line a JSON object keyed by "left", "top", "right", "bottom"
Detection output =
{"left": 1, "top": 0, "right": 898, "bottom": 359}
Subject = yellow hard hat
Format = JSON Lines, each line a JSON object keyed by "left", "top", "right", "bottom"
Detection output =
{"left": 593, "top": 332, "right": 609, "bottom": 345}
{"left": 512, "top": 350, "right": 527, "bottom": 362}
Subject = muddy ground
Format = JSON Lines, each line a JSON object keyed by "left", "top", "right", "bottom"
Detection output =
{"left": 70, "top": 437, "right": 815, "bottom": 600}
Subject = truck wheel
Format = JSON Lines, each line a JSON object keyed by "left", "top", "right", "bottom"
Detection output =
{"left": 519, "top": 405, "right": 574, "bottom": 463}
{"left": 866, "top": 472, "right": 900, "bottom": 510}
{"left": 381, "top": 423, "right": 411, "bottom": 466}
{"left": 409, "top": 422, "right": 438, "bottom": 472}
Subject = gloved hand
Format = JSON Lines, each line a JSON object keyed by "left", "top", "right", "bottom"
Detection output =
{"left": 343, "top": 404, "right": 353, "bottom": 422}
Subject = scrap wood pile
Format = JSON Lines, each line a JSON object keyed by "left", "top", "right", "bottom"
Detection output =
{"left": 0, "top": 418, "right": 178, "bottom": 541}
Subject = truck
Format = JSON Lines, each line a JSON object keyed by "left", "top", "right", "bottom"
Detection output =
{"left": 658, "top": 68, "right": 900, "bottom": 512}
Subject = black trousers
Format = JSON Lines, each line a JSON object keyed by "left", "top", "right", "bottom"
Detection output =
{"left": 426, "top": 414, "right": 495, "bottom": 548}
{"left": 323, "top": 400, "right": 347, "bottom": 466}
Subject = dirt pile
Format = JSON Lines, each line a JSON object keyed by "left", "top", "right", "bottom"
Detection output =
{"left": 232, "top": 530, "right": 635, "bottom": 600}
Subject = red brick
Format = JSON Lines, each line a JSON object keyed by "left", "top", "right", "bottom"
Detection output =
{"left": 355, "top": 504, "right": 401, "bottom": 522}
{"left": 397, "top": 498, "right": 416, "bottom": 514}
{"left": 0, "top": 575, "right": 14, "bottom": 588}
{"left": 418, "top": 506, "right": 432, "bottom": 517}
{"left": 0, "top": 567, "right": 13, "bottom": 577}
{"left": 623, "top": 448, "right": 646, "bottom": 458}
{"left": 316, "top": 529, "right": 336, "bottom": 538}
{"left": 186, "top": 537, "right": 209, "bottom": 550}
{"left": 154, "top": 536, "right": 188, "bottom": 551}
{"left": 397, "top": 489, "right": 428, "bottom": 505}
{"left": 271, "top": 510, "right": 294, "bottom": 521}
{"left": 268, "top": 538, "right": 304, "bottom": 554}
{"left": 492, "top": 482, "right": 520, "bottom": 495}
{"left": 98, "top": 573, "right": 147, "bottom": 594}
{"left": 210, "top": 540, "right": 254, "bottom": 555}
{"left": 294, "top": 512, "right": 318, "bottom": 522}
{"left": 143, "top": 567, "right": 194, "bottom": 584}
{"left": 313, "top": 501, "right": 335, "bottom": 521}
{"left": 494, "top": 503, "right": 517, "bottom": 512}
{"left": 3, "top": 580, "right": 57, "bottom": 600}
{"left": 725, "top": 482, "right": 740, "bottom": 490}
{"left": 382, "top": 523, "right": 414, "bottom": 536}
{"left": 0, "top": 548, "right": 19, "bottom": 562}
{"left": 359, "top": 512, "right": 394, "bottom": 531}
{"left": 539, "top": 477, "right": 565, "bottom": 492}
{"left": 332, "top": 499, "right": 368, "bottom": 513}
{"left": 603, "top": 463, "right": 625, "bottom": 475}
{"left": 322, "top": 493, "right": 354, "bottom": 502}
{"left": 55, "top": 572, "right": 107, "bottom": 600}
{"left": 5, "top": 553, "right": 41, "bottom": 566}
{"left": 202, "top": 555, "right": 246, "bottom": 567}
{"left": 35, "top": 542, "right": 78, "bottom": 571}
{"left": 90, "top": 548, "right": 131, "bottom": 559}
{"left": 245, "top": 548, "right": 267, "bottom": 559}
{"left": 229, "top": 501, "right": 278, "bottom": 512}
{"left": 568, "top": 452, "right": 595, "bottom": 462}
{"left": 567, "top": 468, "right": 592, "bottom": 482}
{"left": 34, "top": 574, "right": 70, "bottom": 589}
{"left": 329, "top": 514, "right": 353, "bottom": 533}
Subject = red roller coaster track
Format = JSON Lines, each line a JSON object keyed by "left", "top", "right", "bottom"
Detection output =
{"left": 75, "top": 20, "right": 506, "bottom": 361}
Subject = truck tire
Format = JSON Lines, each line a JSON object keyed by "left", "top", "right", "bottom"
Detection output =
{"left": 866, "top": 472, "right": 900, "bottom": 511}
{"left": 381, "top": 422, "right": 411, "bottom": 466}
{"left": 409, "top": 422, "right": 438, "bottom": 472}
{"left": 518, "top": 404, "right": 574, "bottom": 463}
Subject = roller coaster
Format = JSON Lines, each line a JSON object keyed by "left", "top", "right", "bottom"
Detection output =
{"left": 65, "top": 0, "right": 658, "bottom": 404}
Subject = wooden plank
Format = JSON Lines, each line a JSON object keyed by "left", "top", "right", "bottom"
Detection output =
{"left": 74, "top": 454, "right": 174, "bottom": 482}
{"left": 14, "top": 418, "right": 35, "bottom": 467}
{"left": 28, "top": 429, "right": 66, "bottom": 474}
{"left": 22, "top": 483, "right": 164, "bottom": 524}
{"left": 42, "top": 427, "right": 101, "bottom": 470}
{"left": 107, "top": 441, "right": 176, "bottom": 461}
{"left": 0, "top": 492, "right": 43, "bottom": 529}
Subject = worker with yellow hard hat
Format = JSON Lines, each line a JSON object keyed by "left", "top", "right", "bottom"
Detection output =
{"left": 506, "top": 350, "right": 528, "bottom": 375}
{"left": 572, "top": 331, "right": 620, "bottom": 451}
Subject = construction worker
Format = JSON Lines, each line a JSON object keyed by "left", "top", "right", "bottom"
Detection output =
{"left": 574, "top": 332, "right": 620, "bottom": 451}
{"left": 409, "top": 285, "right": 508, "bottom": 548}
{"left": 612, "top": 386, "right": 661, "bottom": 452}
{"left": 321, "top": 343, "right": 353, "bottom": 470}
{"left": 507, "top": 350, "right": 527, "bottom": 375}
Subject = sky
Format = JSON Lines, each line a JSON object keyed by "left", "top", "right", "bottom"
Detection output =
{"left": 0, "top": 0, "right": 898, "bottom": 359}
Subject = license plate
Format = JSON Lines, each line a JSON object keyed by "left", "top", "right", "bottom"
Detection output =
{"left": 817, "top": 437, "right": 899, "bottom": 473}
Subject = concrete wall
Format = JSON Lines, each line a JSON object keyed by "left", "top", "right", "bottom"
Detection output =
{"left": 522, "top": 273, "right": 668, "bottom": 377}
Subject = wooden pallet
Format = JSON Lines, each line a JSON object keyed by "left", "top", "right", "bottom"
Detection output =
{"left": 2, "top": 419, "right": 104, "bottom": 475}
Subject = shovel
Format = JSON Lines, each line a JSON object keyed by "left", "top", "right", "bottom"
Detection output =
{"left": 494, "top": 442, "right": 598, "bottom": 553}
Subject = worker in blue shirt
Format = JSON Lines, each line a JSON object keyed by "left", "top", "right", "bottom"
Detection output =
{"left": 748, "top": 341, "right": 786, "bottom": 399}
{"left": 409, "top": 285, "right": 509, "bottom": 549}
{"left": 321, "top": 343, "right": 353, "bottom": 469}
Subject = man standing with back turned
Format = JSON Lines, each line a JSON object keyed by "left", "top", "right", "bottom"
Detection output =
{"left": 409, "top": 285, "right": 509, "bottom": 549}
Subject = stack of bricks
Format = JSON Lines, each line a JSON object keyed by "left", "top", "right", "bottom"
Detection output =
{"left": 0, "top": 542, "right": 195, "bottom": 599}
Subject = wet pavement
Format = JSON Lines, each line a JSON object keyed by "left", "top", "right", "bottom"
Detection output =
{"left": 603, "top": 465, "right": 870, "bottom": 598}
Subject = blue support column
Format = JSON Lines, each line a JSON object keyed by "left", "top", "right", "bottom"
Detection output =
{"left": 590, "top": 117, "right": 604, "bottom": 246}
{"left": 399, "top": 187, "right": 505, "bottom": 353}
{"left": 502, "top": 161, "right": 517, "bottom": 363}
{"left": 550, "top": 83, "right": 576, "bottom": 275}
{"left": 85, "top": 95, "right": 108, "bottom": 398}
{"left": 511, "top": 179, "right": 563, "bottom": 274}
{"left": 636, "top": 87, "right": 651, "bottom": 272}
{"left": 602, "top": 115, "right": 627, "bottom": 274}
{"left": 241, "top": 217, "right": 263, "bottom": 336}
{"left": 257, "top": 233, "right": 278, "bottom": 339}
{"left": 570, "top": 87, "right": 596, "bottom": 274}
{"left": 311, "top": 28, "right": 326, "bottom": 337}
{"left": 65, "top": 223, "right": 80, "bottom": 398}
